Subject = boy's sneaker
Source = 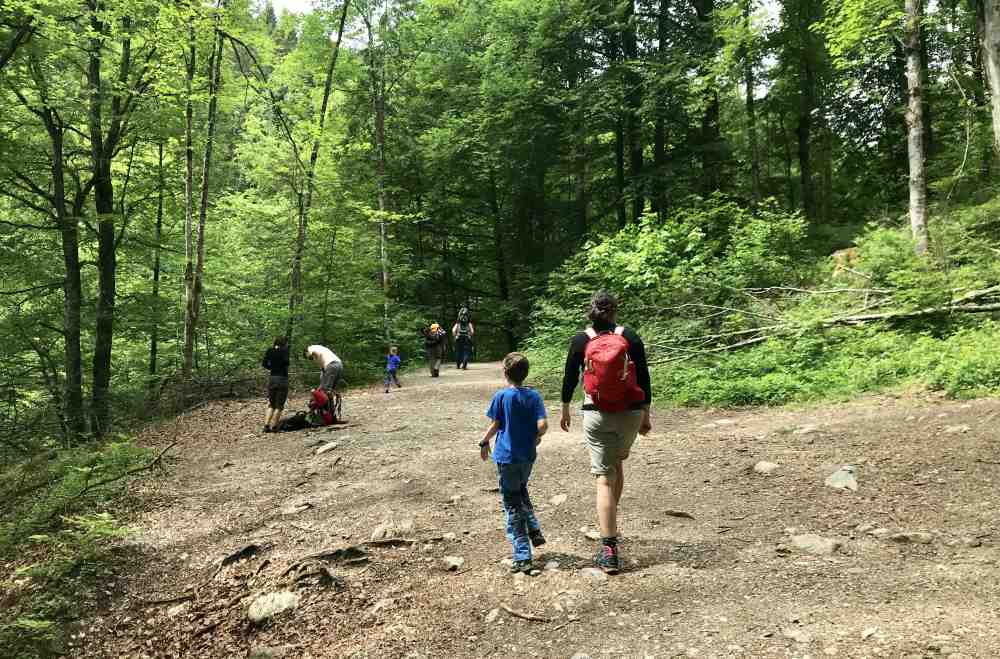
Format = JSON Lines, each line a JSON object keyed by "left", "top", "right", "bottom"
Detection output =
{"left": 529, "top": 530, "right": 546, "bottom": 548}
{"left": 263, "top": 425, "right": 271, "bottom": 434}
{"left": 510, "top": 559, "right": 532, "bottom": 574}
{"left": 594, "top": 544, "right": 621, "bottom": 574}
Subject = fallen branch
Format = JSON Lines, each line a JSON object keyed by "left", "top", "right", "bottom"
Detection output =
{"left": 49, "top": 441, "right": 179, "bottom": 521}
{"left": 141, "top": 592, "right": 195, "bottom": 608}
{"left": 500, "top": 603, "right": 552, "bottom": 623}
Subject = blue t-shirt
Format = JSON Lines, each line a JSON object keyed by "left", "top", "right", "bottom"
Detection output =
{"left": 486, "top": 387, "right": 547, "bottom": 464}
{"left": 386, "top": 354, "right": 401, "bottom": 371}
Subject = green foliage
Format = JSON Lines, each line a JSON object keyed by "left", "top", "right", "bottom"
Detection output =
{"left": 526, "top": 192, "right": 1000, "bottom": 407}
{"left": 0, "top": 441, "right": 143, "bottom": 659}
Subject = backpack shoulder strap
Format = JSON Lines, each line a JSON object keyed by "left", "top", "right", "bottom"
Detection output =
{"left": 584, "top": 327, "right": 598, "bottom": 340}
{"left": 614, "top": 326, "right": 625, "bottom": 336}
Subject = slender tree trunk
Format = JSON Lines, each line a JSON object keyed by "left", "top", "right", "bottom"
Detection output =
{"left": 744, "top": 0, "right": 760, "bottom": 204}
{"left": 182, "top": 15, "right": 196, "bottom": 379}
{"left": 622, "top": 0, "right": 643, "bottom": 221}
{"left": 693, "top": 0, "right": 722, "bottom": 194}
{"left": 373, "top": 54, "right": 390, "bottom": 343}
{"left": 287, "top": 0, "right": 350, "bottom": 343}
{"left": 797, "top": 60, "right": 815, "bottom": 218}
{"left": 615, "top": 116, "right": 627, "bottom": 227}
{"left": 183, "top": 26, "right": 224, "bottom": 379}
{"left": 575, "top": 134, "right": 589, "bottom": 237}
{"left": 489, "top": 174, "right": 515, "bottom": 351}
{"left": 780, "top": 110, "right": 796, "bottom": 207}
{"left": 982, "top": 0, "right": 1000, "bottom": 154}
{"left": 918, "top": 12, "right": 935, "bottom": 155}
{"left": 149, "top": 142, "right": 164, "bottom": 390}
{"left": 86, "top": 1, "right": 122, "bottom": 436}
{"left": 653, "top": 0, "right": 668, "bottom": 218}
{"left": 45, "top": 115, "right": 85, "bottom": 440}
{"left": 905, "top": 0, "right": 930, "bottom": 254}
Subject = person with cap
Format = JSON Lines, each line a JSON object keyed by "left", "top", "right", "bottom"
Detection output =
{"left": 423, "top": 322, "right": 447, "bottom": 377}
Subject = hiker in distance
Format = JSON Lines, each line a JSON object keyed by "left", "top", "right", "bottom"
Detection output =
{"left": 560, "top": 290, "right": 652, "bottom": 574}
{"left": 304, "top": 344, "right": 344, "bottom": 395}
{"left": 423, "top": 323, "right": 447, "bottom": 377}
{"left": 453, "top": 307, "right": 475, "bottom": 370}
{"left": 479, "top": 352, "right": 548, "bottom": 573}
{"left": 384, "top": 345, "right": 402, "bottom": 393}
{"left": 261, "top": 335, "right": 290, "bottom": 433}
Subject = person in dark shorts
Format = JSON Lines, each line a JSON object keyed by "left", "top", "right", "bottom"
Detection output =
{"left": 261, "top": 336, "right": 290, "bottom": 433}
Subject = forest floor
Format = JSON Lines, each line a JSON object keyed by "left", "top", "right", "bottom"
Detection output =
{"left": 76, "top": 363, "right": 1000, "bottom": 659}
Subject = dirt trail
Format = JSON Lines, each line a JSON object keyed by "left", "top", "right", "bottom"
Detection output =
{"left": 79, "top": 363, "right": 1000, "bottom": 658}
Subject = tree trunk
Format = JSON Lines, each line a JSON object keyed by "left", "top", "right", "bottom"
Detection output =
{"left": 797, "top": 58, "right": 816, "bottom": 219}
{"left": 182, "top": 15, "right": 196, "bottom": 380}
{"left": 489, "top": 174, "right": 516, "bottom": 351}
{"left": 615, "top": 115, "right": 627, "bottom": 227}
{"left": 287, "top": 0, "right": 350, "bottom": 343}
{"left": 780, "top": 110, "right": 796, "bottom": 207}
{"left": 86, "top": 1, "right": 121, "bottom": 436}
{"left": 622, "top": 0, "right": 643, "bottom": 221}
{"left": 46, "top": 115, "right": 85, "bottom": 440}
{"left": 982, "top": 0, "right": 1000, "bottom": 154}
{"left": 371, "top": 44, "right": 391, "bottom": 343}
{"left": 693, "top": 0, "right": 722, "bottom": 194}
{"left": 149, "top": 142, "right": 164, "bottom": 391}
{"left": 744, "top": 0, "right": 760, "bottom": 204}
{"left": 183, "top": 27, "right": 224, "bottom": 379}
{"left": 905, "top": 0, "right": 930, "bottom": 254}
{"left": 653, "top": 0, "right": 669, "bottom": 218}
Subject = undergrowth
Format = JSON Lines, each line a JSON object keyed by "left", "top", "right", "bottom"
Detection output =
{"left": 525, "top": 192, "right": 1000, "bottom": 407}
{"left": 0, "top": 440, "right": 150, "bottom": 658}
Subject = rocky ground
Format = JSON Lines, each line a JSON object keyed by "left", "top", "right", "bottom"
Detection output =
{"left": 75, "top": 363, "right": 1000, "bottom": 658}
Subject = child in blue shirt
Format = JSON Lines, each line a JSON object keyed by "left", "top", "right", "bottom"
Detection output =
{"left": 479, "top": 352, "right": 548, "bottom": 573}
{"left": 384, "top": 346, "right": 402, "bottom": 393}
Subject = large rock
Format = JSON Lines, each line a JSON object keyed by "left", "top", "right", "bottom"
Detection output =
{"left": 247, "top": 591, "right": 300, "bottom": 623}
{"left": 791, "top": 534, "right": 843, "bottom": 556}
{"left": 887, "top": 531, "right": 934, "bottom": 544}
{"left": 442, "top": 556, "right": 465, "bottom": 571}
{"left": 371, "top": 518, "right": 415, "bottom": 541}
{"left": 754, "top": 461, "right": 780, "bottom": 475}
{"left": 825, "top": 466, "right": 858, "bottom": 492}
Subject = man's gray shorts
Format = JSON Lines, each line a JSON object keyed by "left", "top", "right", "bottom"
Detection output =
{"left": 320, "top": 360, "right": 343, "bottom": 391}
{"left": 583, "top": 409, "right": 643, "bottom": 476}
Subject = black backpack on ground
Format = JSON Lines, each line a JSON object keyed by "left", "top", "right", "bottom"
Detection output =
{"left": 276, "top": 411, "right": 311, "bottom": 432}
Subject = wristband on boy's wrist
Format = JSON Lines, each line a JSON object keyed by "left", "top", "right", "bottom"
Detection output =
{"left": 478, "top": 439, "right": 489, "bottom": 448}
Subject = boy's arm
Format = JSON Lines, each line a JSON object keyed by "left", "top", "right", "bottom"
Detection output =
{"left": 480, "top": 419, "right": 500, "bottom": 461}
{"left": 536, "top": 418, "right": 548, "bottom": 445}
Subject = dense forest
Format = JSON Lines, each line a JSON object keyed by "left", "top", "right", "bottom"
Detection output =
{"left": 2, "top": 0, "right": 1000, "bottom": 652}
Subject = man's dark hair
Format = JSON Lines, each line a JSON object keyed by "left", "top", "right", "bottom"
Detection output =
{"left": 273, "top": 335, "right": 288, "bottom": 348}
{"left": 588, "top": 290, "right": 619, "bottom": 324}
{"left": 503, "top": 352, "right": 530, "bottom": 385}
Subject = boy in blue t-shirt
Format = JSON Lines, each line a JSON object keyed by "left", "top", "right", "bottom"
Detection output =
{"left": 479, "top": 352, "right": 548, "bottom": 573}
{"left": 384, "top": 346, "right": 402, "bottom": 393}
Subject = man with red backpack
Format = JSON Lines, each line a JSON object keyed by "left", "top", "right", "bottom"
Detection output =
{"left": 559, "top": 290, "right": 652, "bottom": 574}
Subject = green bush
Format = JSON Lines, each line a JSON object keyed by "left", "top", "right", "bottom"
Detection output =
{"left": 525, "top": 192, "right": 1000, "bottom": 407}
{"left": 1, "top": 441, "right": 148, "bottom": 659}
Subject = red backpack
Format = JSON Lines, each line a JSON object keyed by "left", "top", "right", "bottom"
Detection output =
{"left": 583, "top": 326, "right": 645, "bottom": 412}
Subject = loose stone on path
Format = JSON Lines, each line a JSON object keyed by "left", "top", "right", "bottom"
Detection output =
{"left": 247, "top": 591, "right": 300, "bottom": 624}
{"left": 791, "top": 534, "right": 843, "bottom": 556}
{"left": 754, "top": 461, "right": 780, "bottom": 475}
{"left": 825, "top": 465, "right": 859, "bottom": 491}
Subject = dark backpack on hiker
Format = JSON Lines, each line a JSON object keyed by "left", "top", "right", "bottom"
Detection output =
{"left": 583, "top": 326, "right": 645, "bottom": 413}
{"left": 456, "top": 320, "right": 471, "bottom": 340}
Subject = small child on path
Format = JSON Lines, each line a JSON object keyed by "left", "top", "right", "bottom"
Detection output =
{"left": 384, "top": 346, "right": 402, "bottom": 393}
{"left": 479, "top": 353, "right": 548, "bottom": 573}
